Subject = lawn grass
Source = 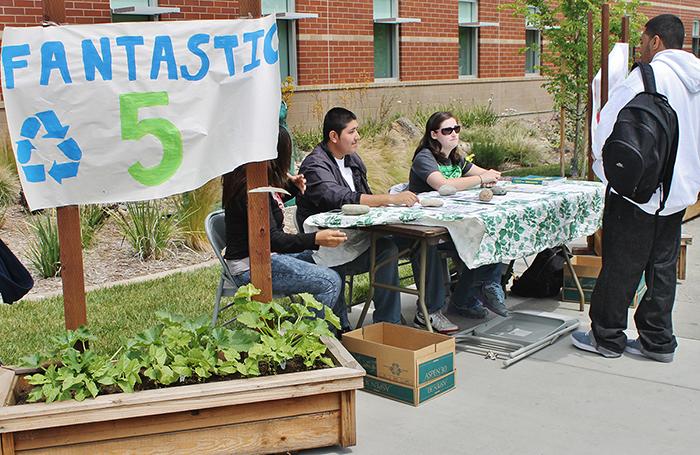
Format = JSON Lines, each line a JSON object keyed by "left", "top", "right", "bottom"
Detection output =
{"left": 0, "top": 266, "right": 220, "bottom": 365}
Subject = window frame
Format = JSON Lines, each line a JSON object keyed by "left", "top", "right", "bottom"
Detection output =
{"left": 524, "top": 5, "right": 541, "bottom": 75}
{"left": 458, "top": 1, "right": 479, "bottom": 78}
{"left": 373, "top": 0, "right": 420, "bottom": 82}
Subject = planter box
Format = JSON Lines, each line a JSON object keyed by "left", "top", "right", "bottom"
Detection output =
{"left": 342, "top": 323, "right": 455, "bottom": 406}
{"left": 0, "top": 337, "right": 364, "bottom": 455}
{"left": 562, "top": 255, "right": 645, "bottom": 307}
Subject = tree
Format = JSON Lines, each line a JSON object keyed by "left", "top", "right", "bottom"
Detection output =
{"left": 501, "top": 0, "right": 647, "bottom": 177}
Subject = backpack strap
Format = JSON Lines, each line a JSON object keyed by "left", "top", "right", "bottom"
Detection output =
{"left": 633, "top": 62, "right": 658, "bottom": 94}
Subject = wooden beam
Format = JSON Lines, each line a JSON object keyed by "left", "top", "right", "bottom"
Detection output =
{"left": 241, "top": 0, "right": 272, "bottom": 302}
{"left": 586, "top": 11, "right": 594, "bottom": 182}
{"left": 621, "top": 15, "right": 630, "bottom": 44}
{"left": 601, "top": 4, "right": 610, "bottom": 108}
{"left": 43, "top": 0, "right": 88, "bottom": 330}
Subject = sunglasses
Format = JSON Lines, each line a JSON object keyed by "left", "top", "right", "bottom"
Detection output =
{"left": 437, "top": 125, "right": 461, "bottom": 135}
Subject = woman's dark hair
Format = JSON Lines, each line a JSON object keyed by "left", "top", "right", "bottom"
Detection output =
{"left": 413, "top": 111, "right": 461, "bottom": 163}
{"left": 222, "top": 126, "right": 293, "bottom": 205}
{"left": 645, "top": 14, "right": 684, "bottom": 50}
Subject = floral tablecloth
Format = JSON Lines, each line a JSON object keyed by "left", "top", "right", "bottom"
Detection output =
{"left": 304, "top": 181, "right": 605, "bottom": 268}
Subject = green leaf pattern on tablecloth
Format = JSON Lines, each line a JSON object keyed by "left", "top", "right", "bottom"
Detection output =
{"left": 305, "top": 181, "right": 605, "bottom": 268}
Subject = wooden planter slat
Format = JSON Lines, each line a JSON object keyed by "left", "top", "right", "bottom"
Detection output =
{"left": 0, "top": 337, "right": 364, "bottom": 455}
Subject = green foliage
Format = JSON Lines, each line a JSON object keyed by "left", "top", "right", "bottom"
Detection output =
{"left": 80, "top": 205, "right": 110, "bottom": 249}
{"left": 0, "top": 165, "right": 19, "bottom": 208}
{"left": 500, "top": 0, "right": 647, "bottom": 176}
{"left": 227, "top": 284, "right": 340, "bottom": 370}
{"left": 412, "top": 101, "right": 499, "bottom": 130}
{"left": 111, "top": 201, "right": 180, "bottom": 260}
{"left": 503, "top": 163, "right": 573, "bottom": 177}
{"left": 19, "top": 287, "right": 338, "bottom": 403}
{"left": 26, "top": 211, "right": 61, "bottom": 278}
{"left": 176, "top": 179, "right": 221, "bottom": 251}
{"left": 0, "top": 137, "right": 17, "bottom": 175}
{"left": 464, "top": 121, "right": 548, "bottom": 169}
{"left": 292, "top": 128, "right": 323, "bottom": 155}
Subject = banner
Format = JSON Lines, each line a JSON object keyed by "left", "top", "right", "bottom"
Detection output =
{"left": 1, "top": 16, "right": 281, "bottom": 210}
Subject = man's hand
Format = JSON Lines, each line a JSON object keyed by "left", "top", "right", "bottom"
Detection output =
{"left": 315, "top": 229, "right": 347, "bottom": 247}
{"left": 288, "top": 173, "right": 306, "bottom": 194}
{"left": 389, "top": 191, "right": 419, "bottom": 206}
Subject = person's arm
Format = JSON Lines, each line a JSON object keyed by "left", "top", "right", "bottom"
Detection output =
{"left": 426, "top": 164, "right": 501, "bottom": 191}
{"left": 302, "top": 162, "right": 363, "bottom": 211}
{"left": 359, "top": 192, "right": 418, "bottom": 207}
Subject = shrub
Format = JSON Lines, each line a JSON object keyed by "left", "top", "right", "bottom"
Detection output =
{"left": 0, "top": 165, "right": 19, "bottom": 207}
{"left": 112, "top": 201, "right": 180, "bottom": 260}
{"left": 26, "top": 211, "right": 61, "bottom": 278}
{"left": 291, "top": 128, "right": 322, "bottom": 155}
{"left": 0, "top": 137, "right": 17, "bottom": 175}
{"left": 463, "top": 121, "right": 547, "bottom": 169}
{"left": 176, "top": 179, "right": 221, "bottom": 251}
{"left": 80, "top": 204, "right": 110, "bottom": 249}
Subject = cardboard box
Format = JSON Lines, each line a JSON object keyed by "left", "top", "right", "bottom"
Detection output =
{"left": 562, "top": 255, "right": 646, "bottom": 307}
{"left": 342, "top": 323, "right": 455, "bottom": 406}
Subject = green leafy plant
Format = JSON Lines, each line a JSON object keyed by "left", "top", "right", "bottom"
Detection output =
{"left": 19, "top": 287, "right": 339, "bottom": 403}
{"left": 292, "top": 128, "right": 323, "bottom": 155}
{"left": 80, "top": 204, "right": 110, "bottom": 249}
{"left": 111, "top": 201, "right": 180, "bottom": 260}
{"left": 26, "top": 211, "right": 61, "bottom": 278}
{"left": 175, "top": 179, "right": 221, "bottom": 251}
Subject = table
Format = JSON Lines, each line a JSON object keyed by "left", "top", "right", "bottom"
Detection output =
{"left": 305, "top": 181, "right": 605, "bottom": 330}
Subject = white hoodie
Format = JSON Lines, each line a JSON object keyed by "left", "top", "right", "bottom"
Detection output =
{"left": 592, "top": 49, "right": 700, "bottom": 216}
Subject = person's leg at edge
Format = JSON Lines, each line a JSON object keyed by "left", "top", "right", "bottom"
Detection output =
{"left": 589, "top": 193, "right": 653, "bottom": 354}
{"left": 634, "top": 209, "right": 684, "bottom": 355}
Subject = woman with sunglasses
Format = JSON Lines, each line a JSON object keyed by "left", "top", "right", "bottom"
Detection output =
{"left": 222, "top": 126, "right": 348, "bottom": 323}
{"left": 408, "top": 111, "right": 508, "bottom": 320}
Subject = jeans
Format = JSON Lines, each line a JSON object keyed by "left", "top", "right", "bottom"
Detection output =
{"left": 590, "top": 192, "right": 684, "bottom": 355}
{"left": 451, "top": 259, "right": 503, "bottom": 311}
{"left": 333, "top": 237, "right": 402, "bottom": 325}
{"left": 230, "top": 251, "right": 342, "bottom": 315}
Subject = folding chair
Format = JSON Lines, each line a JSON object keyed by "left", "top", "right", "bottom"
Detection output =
{"left": 204, "top": 209, "right": 239, "bottom": 326}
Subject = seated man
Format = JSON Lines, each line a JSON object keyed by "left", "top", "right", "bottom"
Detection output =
{"left": 296, "top": 107, "right": 459, "bottom": 334}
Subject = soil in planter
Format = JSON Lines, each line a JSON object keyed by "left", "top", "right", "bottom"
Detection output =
{"left": 12, "top": 355, "right": 331, "bottom": 405}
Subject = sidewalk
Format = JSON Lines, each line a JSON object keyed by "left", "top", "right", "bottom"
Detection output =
{"left": 309, "top": 218, "right": 700, "bottom": 455}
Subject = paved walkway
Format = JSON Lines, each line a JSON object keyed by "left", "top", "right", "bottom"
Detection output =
{"left": 308, "top": 218, "right": 700, "bottom": 455}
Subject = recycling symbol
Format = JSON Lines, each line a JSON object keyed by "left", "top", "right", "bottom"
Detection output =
{"left": 16, "top": 110, "right": 82, "bottom": 184}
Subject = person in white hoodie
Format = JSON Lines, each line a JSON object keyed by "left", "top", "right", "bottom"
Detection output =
{"left": 572, "top": 14, "right": 700, "bottom": 363}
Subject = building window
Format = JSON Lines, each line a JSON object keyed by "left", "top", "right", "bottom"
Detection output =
{"left": 458, "top": 0, "right": 478, "bottom": 77}
{"left": 110, "top": 0, "right": 179, "bottom": 22}
{"left": 693, "top": 20, "right": 699, "bottom": 58}
{"left": 525, "top": 6, "right": 541, "bottom": 74}
{"left": 372, "top": 1, "right": 420, "bottom": 81}
{"left": 261, "top": 1, "right": 317, "bottom": 81}
{"left": 373, "top": 0, "right": 399, "bottom": 80}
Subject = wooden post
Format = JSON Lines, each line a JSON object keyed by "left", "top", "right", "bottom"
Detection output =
{"left": 43, "top": 0, "right": 88, "bottom": 331}
{"left": 586, "top": 11, "right": 594, "bottom": 182}
{"left": 559, "top": 107, "right": 565, "bottom": 177}
{"left": 601, "top": 4, "right": 610, "bottom": 108}
{"left": 621, "top": 15, "right": 630, "bottom": 44}
{"left": 240, "top": 0, "right": 273, "bottom": 302}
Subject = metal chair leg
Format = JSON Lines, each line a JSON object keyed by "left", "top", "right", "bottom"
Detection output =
{"left": 212, "top": 278, "right": 225, "bottom": 327}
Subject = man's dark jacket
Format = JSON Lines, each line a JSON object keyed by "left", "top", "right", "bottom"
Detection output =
{"left": 296, "top": 142, "right": 372, "bottom": 230}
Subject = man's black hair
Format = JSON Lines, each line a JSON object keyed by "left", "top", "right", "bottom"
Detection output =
{"left": 323, "top": 107, "right": 357, "bottom": 143}
{"left": 645, "top": 14, "right": 685, "bottom": 50}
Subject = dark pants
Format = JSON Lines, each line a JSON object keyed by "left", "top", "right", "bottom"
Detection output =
{"left": 590, "top": 192, "right": 684, "bottom": 355}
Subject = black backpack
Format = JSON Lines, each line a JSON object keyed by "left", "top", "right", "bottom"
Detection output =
{"left": 0, "top": 239, "right": 34, "bottom": 304}
{"left": 602, "top": 62, "right": 679, "bottom": 208}
{"left": 510, "top": 247, "right": 567, "bottom": 298}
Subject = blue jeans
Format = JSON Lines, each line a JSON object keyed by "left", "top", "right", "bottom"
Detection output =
{"left": 230, "top": 251, "right": 342, "bottom": 315}
{"left": 451, "top": 260, "right": 504, "bottom": 311}
{"left": 333, "top": 237, "right": 402, "bottom": 325}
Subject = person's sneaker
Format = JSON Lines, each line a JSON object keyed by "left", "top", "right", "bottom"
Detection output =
{"left": 570, "top": 330, "right": 622, "bottom": 358}
{"left": 625, "top": 338, "right": 674, "bottom": 363}
{"left": 481, "top": 282, "right": 509, "bottom": 317}
{"left": 414, "top": 310, "right": 459, "bottom": 334}
{"left": 452, "top": 302, "right": 488, "bottom": 319}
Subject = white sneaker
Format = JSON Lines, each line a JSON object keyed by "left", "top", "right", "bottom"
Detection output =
{"left": 414, "top": 310, "right": 459, "bottom": 334}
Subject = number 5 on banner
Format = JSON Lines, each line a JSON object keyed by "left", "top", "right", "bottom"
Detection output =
{"left": 120, "top": 92, "right": 183, "bottom": 186}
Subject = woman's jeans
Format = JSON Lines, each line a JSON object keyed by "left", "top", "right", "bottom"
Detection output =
{"left": 230, "top": 251, "right": 342, "bottom": 315}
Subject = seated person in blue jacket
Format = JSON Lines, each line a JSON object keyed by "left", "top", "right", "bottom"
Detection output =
{"left": 296, "top": 107, "right": 459, "bottom": 334}
{"left": 223, "top": 126, "right": 348, "bottom": 316}
{"left": 409, "top": 111, "right": 508, "bottom": 318}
